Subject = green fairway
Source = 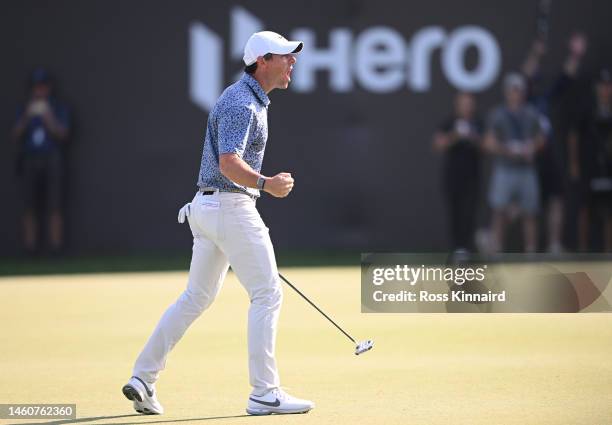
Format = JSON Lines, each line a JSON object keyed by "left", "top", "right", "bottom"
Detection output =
{"left": 1, "top": 267, "right": 611, "bottom": 425}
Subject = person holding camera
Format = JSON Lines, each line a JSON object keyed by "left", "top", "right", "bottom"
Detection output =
{"left": 11, "top": 68, "right": 70, "bottom": 255}
{"left": 433, "top": 92, "right": 483, "bottom": 253}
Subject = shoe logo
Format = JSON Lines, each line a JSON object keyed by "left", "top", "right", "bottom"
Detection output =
{"left": 133, "top": 376, "right": 154, "bottom": 397}
{"left": 249, "top": 397, "right": 280, "bottom": 407}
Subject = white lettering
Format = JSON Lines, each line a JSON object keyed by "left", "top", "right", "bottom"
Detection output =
{"left": 408, "top": 26, "right": 446, "bottom": 92}
{"left": 190, "top": 15, "right": 503, "bottom": 111}
{"left": 355, "top": 27, "right": 406, "bottom": 92}
{"left": 291, "top": 28, "right": 353, "bottom": 92}
{"left": 442, "top": 26, "right": 501, "bottom": 91}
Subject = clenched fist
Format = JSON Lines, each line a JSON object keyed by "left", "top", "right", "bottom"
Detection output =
{"left": 264, "top": 172, "right": 294, "bottom": 198}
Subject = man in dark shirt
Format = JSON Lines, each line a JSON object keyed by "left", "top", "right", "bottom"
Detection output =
{"left": 433, "top": 92, "right": 483, "bottom": 253}
{"left": 568, "top": 69, "right": 612, "bottom": 251}
{"left": 11, "top": 68, "right": 70, "bottom": 254}
{"left": 521, "top": 33, "right": 588, "bottom": 253}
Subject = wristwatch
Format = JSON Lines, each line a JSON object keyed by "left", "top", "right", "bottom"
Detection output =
{"left": 256, "top": 176, "right": 266, "bottom": 190}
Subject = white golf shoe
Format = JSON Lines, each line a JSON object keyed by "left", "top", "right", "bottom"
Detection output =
{"left": 122, "top": 376, "right": 164, "bottom": 415}
{"left": 246, "top": 388, "right": 314, "bottom": 415}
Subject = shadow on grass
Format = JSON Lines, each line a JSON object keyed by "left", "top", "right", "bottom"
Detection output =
{"left": 15, "top": 413, "right": 252, "bottom": 425}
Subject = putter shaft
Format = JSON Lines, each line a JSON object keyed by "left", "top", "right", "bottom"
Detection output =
{"left": 279, "top": 273, "right": 356, "bottom": 344}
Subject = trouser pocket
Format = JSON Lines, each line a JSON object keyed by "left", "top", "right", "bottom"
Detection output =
{"left": 192, "top": 197, "right": 221, "bottom": 241}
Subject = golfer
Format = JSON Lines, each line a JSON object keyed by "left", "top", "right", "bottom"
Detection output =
{"left": 122, "top": 31, "right": 314, "bottom": 416}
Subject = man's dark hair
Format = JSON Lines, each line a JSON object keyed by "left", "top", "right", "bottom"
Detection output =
{"left": 245, "top": 53, "right": 274, "bottom": 74}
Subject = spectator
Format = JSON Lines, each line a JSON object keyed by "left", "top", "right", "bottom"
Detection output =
{"left": 11, "top": 68, "right": 70, "bottom": 255}
{"left": 521, "top": 33, "right": 588, "bottom": 253}
{"left": 433, "top": 92, "right": 483, "bottom": 254}
{"left": 568, "top": 69, "right": 612, "bottom": 251}
{"left": 484, "top": 73, "right": 545, "bottom": 253}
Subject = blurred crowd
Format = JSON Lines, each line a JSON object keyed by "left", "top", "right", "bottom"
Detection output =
{"left": 433, "top": 33, "right": 612, "bottom": 254}
{"left": 10, "top": 35, "right": 612, "bottom": 258}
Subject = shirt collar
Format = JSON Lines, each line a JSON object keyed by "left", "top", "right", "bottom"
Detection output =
{"left": 241, "top": 73, "right": 270, "bottom": 107}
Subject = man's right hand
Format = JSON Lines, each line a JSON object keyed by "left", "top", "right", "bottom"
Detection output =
{"left": 264, "top": 172, "right": 294, "bottom": 198}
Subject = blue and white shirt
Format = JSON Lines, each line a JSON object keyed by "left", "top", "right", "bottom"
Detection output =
{"left": 197, "top": 73, "right": 270, "bottom": 197}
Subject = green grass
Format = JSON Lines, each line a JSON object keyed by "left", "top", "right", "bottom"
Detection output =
{"left": 0, "top": 251, "right": 360, "bottom": 276}
{"left": 1, "top": 268, "right": 611, "bottom": 425}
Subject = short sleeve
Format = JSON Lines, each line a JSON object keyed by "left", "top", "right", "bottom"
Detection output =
{"left": 485, "top": 108, "right": 500, "bottom": 134}
{"left": 54, "top": 103, "right": 70, "bottom": 130}
{"left": 528, "top": 108, "right": 544, "bottom": 136}
{"left": 218, "top": 105, "right": 254, "bottom": 157}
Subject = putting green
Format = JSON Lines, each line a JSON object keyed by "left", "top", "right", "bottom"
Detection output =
{"left": 1, "top": 267, "right": 611, "bottom": 424}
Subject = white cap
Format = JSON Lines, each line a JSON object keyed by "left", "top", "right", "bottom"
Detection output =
{"left": 243, "top": 31, "right": 303, "bottom": 66}
{"left": 503, "top": 72, "right": 526, "bottom": 92}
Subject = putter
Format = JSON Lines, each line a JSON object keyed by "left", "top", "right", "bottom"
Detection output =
{"left": 279, "top": 273, "right": 374, "bottom": 355}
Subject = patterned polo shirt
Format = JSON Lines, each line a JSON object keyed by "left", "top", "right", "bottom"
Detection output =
{"left": 197, "top": 73, "right": 270, "bottom": 198}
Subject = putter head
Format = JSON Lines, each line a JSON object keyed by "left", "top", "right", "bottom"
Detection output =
{"left": 355, "top": 339, "right": 374, "bottom": 355}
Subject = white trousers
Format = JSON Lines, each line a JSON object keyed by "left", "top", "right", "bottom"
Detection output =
{"left": 133, "top": 191, "right": 282, "bottom": 395}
